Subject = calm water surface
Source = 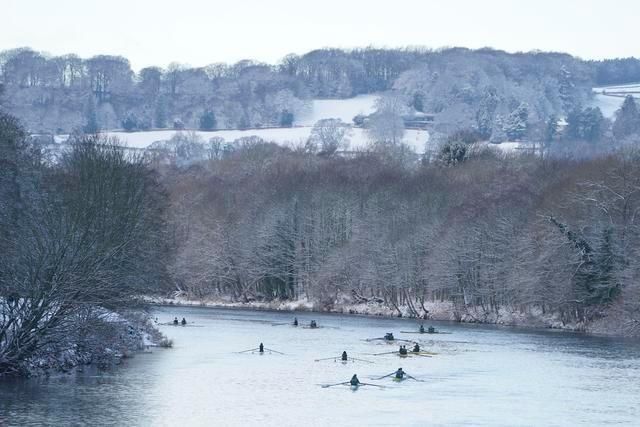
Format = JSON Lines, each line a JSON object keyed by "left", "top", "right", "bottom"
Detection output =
{"left": 1, "top": 306, "right": 639, "bottom": 426}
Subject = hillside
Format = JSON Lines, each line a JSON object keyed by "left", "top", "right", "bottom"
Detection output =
{"left": 0, "top": 47, "right": 613, "bottom": 138}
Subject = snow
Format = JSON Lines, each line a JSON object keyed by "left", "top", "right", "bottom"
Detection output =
{"left": 294, "top": 95, "right": 379, "bottom": 126}
{"left": 102, "top": 127, "right": 429, "bottom": 153}
{"left": 53, "top": 95, "right": 431, "bottom": 153}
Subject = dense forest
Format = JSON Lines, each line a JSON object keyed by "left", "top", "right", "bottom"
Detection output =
{"left": 2, "top": 47, "right": 639, "bottom": 135}
{"left": 158, "top": 111, "right": 640, "bottom": 337}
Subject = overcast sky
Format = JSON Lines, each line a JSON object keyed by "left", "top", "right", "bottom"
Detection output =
{"left": 4, "top": 0, "right": 639, "bottom": 70}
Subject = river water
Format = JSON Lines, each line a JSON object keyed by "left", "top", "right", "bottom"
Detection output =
{"left": 1, "top": 306, "right": 639, "bottom": 426}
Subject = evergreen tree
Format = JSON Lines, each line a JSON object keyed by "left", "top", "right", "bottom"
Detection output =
{"left": 154, "top": 98, "right": 167, "bottom": 128}
{"left": 199, "top": 110, "right": 217, "bottom": 131}
{"left": 475, "top": 87, "right": 499, "bottom": 139}
{"left": 121, "top": 112, "right": 138, "bottom": 132}
{"left": 489, "top": 115, "right": 506, "bottom": 143}
{"left": 544, "top": 115, "right": 559, "bottom": 144}
{"left": 558, "top": 65, "right": 576, "bottom": 112}
{"left": 280, "top": 109, "right": 294, "bottom": 127}
{"left": 504, "top": 103, "right": 529, "bottom": 141}
{"left": 437, "top": 141, "right": 467, "bottom": 166}
{"left": 581, "top": 107, "right": 605, "bottom": 143}
{"left": 412, "top": 92, "right": 425, "bottom": 112}
{"left": 593, "top": 227, "right": 620, "bottom": 304}
{"left": 83, "top": 98, "right": 99, "bottom": 134}
{"left": 566, "top": 107, "right": 604, "bottom": 143}
{"left": 612, "top": 95, "right": 640, "bottom": 139}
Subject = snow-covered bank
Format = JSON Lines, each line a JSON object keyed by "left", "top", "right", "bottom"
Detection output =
{"left": 14, "top": 312, "right": 168, "bottom": 378}
{"left": 147, "top": 295, "right": 593, "bottom": 334}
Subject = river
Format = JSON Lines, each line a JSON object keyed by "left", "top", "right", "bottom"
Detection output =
{"left": 1, "top": 306, "right": 639, "bottom": 426}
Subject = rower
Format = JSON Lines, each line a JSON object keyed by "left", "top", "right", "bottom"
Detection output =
{"left": 399, "top": 345, "right": 408, "bottom": 355}
{"left": 419, "top": 324, "right": 425, "bottom": 334}
{"left": 395, "top": 368, "right": 406, "bottom": 379}
{"left": 181, "top": 318, "right": 187, "bottom": 326}
{"left": 384, "top": 332, "right": 395, "bottom": 341}
{"left": 173, "top": 317, "right": 179, "bottom": 325}
{"left": 350, "top": 374, "right": 360, "bottom": 386}
{"left": 412, "top": 343, "right": 420, "bottom": 353}
{"left": 293, "top": 317, "right": 298, "bottom": 326}
{"left": 310, "top": 320, "right": 317, "bottom": 329}
{"left": 428, "top": 326, "right": 435, "bottom": 333}
{"left": 341, "top": 351, "right": 348, "bottom": 361}
{"left": 259, "top": 343, "right": 264, "bottom": 353}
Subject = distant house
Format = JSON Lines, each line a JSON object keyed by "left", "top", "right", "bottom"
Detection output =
{"left": 353, "top": 111, "right": 435, "bottom": 129}
{"left": 401, "top": 112, "right": 435, "bottom": 129}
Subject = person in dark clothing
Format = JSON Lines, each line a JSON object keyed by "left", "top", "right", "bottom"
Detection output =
{"left": 384, "top": 332, "right": 395, "bottom": 341}
{"left": 428, "top": 326, "right": 436, "bottom": 333}
{"left": 399, "top": 345, "right": 408, "bottom": 355}
{"left": 341, "top": 351, "right": 348, "bottom": 361}
{"left": 293, "top": 317, "right": 298, "bottom": 326}
{"left": 419, "top": 324, "right": 425, "bottom": 334}
{"left": 181, "top": 318, "right": 187, "bottom": 326}
{"left": 173, "top": 317, "right": 179, "bottom": 325}
{"left": 350, "top": 374, "right": 360, "bottom": 386}
{"left": 310, "top": 320, "right": 317, "bottom": 328}
{"left": 412, "top": 343, "right": 420, "bottom": 353}
{"left": 395, "top": 368, "right": 406, "bottom": 379}
{"left": 259, "top": 343, "right": 264, "bottom": 353}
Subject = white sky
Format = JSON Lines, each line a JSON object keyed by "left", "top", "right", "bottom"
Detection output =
{"left": 3, "top": 0, "right": 639, "bottom": 70}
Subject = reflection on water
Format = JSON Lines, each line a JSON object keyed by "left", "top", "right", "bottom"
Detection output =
{"left": 1, "top": 306, "right": 639, "bottom": 426}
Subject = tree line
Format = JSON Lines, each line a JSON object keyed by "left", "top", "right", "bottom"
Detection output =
{"left": 158, "top": 96, "right": 640, "bottom": 336}
{"left": 2, "top": 47, "right": 636, "bottom": 135}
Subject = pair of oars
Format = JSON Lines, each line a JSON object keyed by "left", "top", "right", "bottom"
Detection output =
{"left": 374, "top": 372, "right": 424, "bottom": 382}
{"left": 320, "top": 381, "right": 384, "bottom": 389}
{"left": 314, "top": 356, "right": 373, "bottom": 363}
{"left": 236, "top": 347, "right": 285, "bottom": 354}
{"left": 369, "top": 350, "right": 433, "bottom": 357}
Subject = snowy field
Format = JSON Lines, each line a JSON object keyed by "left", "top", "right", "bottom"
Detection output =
{"left": 76, "top": 95, "right": 431, "bottom": 153}
{"left": 590, "top": 83, "right": 640, "bottom": 118}
{"left": 294, "top": 94, "right": 378, "bottom": 126}
{"left": 104, "top": 127, "right": 429, "bottom": 153}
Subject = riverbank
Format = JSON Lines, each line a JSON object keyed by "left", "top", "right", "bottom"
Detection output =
{"left": 146, "top": 295, "right": 592, "bottom": 334}
{"left": 11, "top": 312, "right": 168, "bottom": 378}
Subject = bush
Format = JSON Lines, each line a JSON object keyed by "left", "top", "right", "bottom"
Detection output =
{"left": 280, "top": 110, "right": 294, "bottom": 127}
{"left": 173, "top": 118, "right": 185, "bottom": 130}
{"left": 158, "top": 337, "right": 173, "bottom": 348}
{"left": 122, "top": 113, "right": 138, "bottom": 132}
{"left": 199, "top": 110, "right": 216, "bottom": 131}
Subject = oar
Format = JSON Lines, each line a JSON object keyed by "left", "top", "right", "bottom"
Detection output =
{"left": 315, "top": 356, "right": 339, "bottom": 362}
{"left": 236, "top": 347, "right": 260, "bottom": 354}
{"left": 349, "top": 357, "right": 374, "bottom": 364}
{"left": 374, "top": 372, "right": 396, "bottom": 380}
{"left": 359, "top": 382, "right": 385, "bottom": 388}
{"left": 271, "top": 322, "right": 288, "bottom": 326}
{"left": 263, "top": 347, "right": 285, "bottom": 355}
{"left": 413, "top": 353, "right": 432, "bottom": 358}
{"left": 405, "top": 374, "right": 424, "bottom": 382}
{"left": 321, "top": 381, "right": 349, "bottom": 388}
{"left": 370, "top": 351, "right": 398, "bottom": 356}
